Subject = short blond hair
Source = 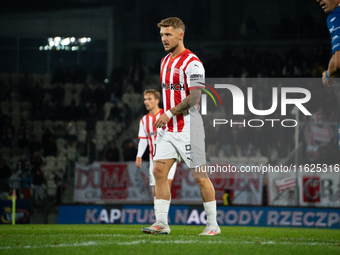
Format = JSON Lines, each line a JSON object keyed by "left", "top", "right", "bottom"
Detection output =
{"left": 157, "top": 17, "right": 185, "bottom": 33}
{"left": 144, "top": 89, "right": 160, "bottom": 100}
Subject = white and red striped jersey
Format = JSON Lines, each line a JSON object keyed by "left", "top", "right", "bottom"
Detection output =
{"left": 160, "top": 49, "right": 205, "bottom": 133}
{"left": 138, "top": 109, "right": 164, "bottom": 160}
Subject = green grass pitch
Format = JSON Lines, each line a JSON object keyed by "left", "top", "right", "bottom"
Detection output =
{"left": 0, "top": 225, "right": 339, "bottom": 255}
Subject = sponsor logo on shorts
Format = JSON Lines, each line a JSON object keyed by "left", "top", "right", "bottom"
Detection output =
{"left": 187, "top": 156, "right": 194, "bottom": 162}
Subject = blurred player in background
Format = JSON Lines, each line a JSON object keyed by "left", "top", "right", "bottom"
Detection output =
{"left": 317, "top": 0, "right": 340, "bottom": 87}
{"left": 142, "top": 17, "right": 220, "bottom": 235}
{"left": 135, "top": 89, "right": 177, "bottom": 203}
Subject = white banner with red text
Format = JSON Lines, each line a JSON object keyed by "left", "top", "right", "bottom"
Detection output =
{"left": 73, "top": 162, "right": 263, "bottom": 205}
{"left": 267, "top": 168, "right": 340, "bottom": 207}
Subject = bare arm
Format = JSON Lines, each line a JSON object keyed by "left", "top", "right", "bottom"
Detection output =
{"left": 169, "top": 89, "right": 202, "bottom": 116}
{"left": 322, "top": 51, "right": 340, "bottom": 88}
{"left": 154, "top": 89, "right": 202, "bottom": 128}
{"left": 328, "top": 51, "right": 340, "bottom": 77}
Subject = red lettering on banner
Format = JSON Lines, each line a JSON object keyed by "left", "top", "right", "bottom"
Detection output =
{"left": 171, "top": 163, "right": 196, "bottom": 199}
{"left": 100, "top": 163, "right": 131, "bottom": 200}
{"left": 76, "top": 169, "right": 90, "bottom": 189}
{"left": 303, "top": 177, "right": 320, "bottom": 203}
{"left": 90, "top": 169, "right": 100, "bottom": 188}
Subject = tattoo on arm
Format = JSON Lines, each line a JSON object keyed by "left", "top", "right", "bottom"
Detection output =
{"left": 154, "top": 160, "right": 166, "bottom": 164}
{"left": 170, "top": 89, "right": 202, "bottom": 116}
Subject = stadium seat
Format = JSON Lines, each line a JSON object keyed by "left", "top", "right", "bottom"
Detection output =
{"left": 209, "top": 156, "right": 219, "bottom": 163}
{"left": 56, "top": 155, "right": 68, "bottom": 171}
{"left": 77, "top": 129, "right": 87, "bottom": 143}
{"left": 46, "top": 180, "right": 57, "bottom": 196}
{"left": 66, "top": 145, "right": 77, "bottom": 161}
{"left": 0, "top": 147, "right": 11, "bottom": 158}
{"left": 78, "top": 156, "right": 89, "bottom": 166}
{"left": 76, "top": 121, "right": 87, "bottom": 132}
{"left": 63, "top": 93, "right": 73, "bottom": 106}
{"left": 32, "top": 74, "right": 42, "bottom": 84}
{"left": 11, "top": 101, "right": 21, "bottom": 112}
{"left": 95, "top": 121, "right": 106, "bottom": 133}
{"left": 218, "top": 156, "right": 229, "bottom": 164}
{"left": 10, "top": 92, "right": 20, "bottom": 102}
{"left": 96, "top": 130, "right": 106, "bottom": 142}
{"left": 0, "top": 73, "right": 10, "bottom": 87}
{"left": 32, "top": 130, "right": 43, "bottom": 141}
{"left": 21, "top": 101, "right": 32, "bottom": 112}
{"left": 95, "top": 138, "right": 106, "bottom": 151}
{"left": 44, "top": 156, "right": 57, "bottom": 168}
{"left": 257, "top": 156, "right": 269, "bottom": 165}
{"left": 64, "top": 83, "right": 73, "bottom": 94}
{"left": 33, "top": 120, "right": 44, "bottom": 131}
{"left": 56, "top": 138, "right": 66, "bottom": 156}
{"left": 74, "top": 83, "right": 84, "bottom": 95}
{"left": 227, "top": 156, "right": 239, "bottom": 165}
{"left": 103, "top": 102, "right": 114, "bottom": 121}
{"left": 1, "top": 101, "right": 10, "bottom": 115}
{"left": 44, "top": 120, "right": 54, "bottom": 130}
{"left": 42, "top": 74, "right": 51, "bottom": 86}
{"left": 10, "top": 73, "right": 21, "bottom": 86}
{"left": 105, "top": 121, "right": 117, "bottom": 137}
{"left": 41, "top": 166, "right": 55, "bottom": 174}
{"left": 72, "top": 93, "right": 81, "bottom": 106}
{"left": 22, "top": 110, "right": 30, "bottom": 120}
{"left": 54, "top": 120, "right": 65, "bottom": 129}
{"left": 105, "top": 120, "right": 114, "bottom": 130}
{"left": 2, "top": 157, "right": 11, "bottom": 168}
{"left": 11, "top": 111, "right": 21, "bottom": 131}
{"left": 239, "top": 156, "right": 251, "bottom": 165}
{"left": 11, "top": 156, "right": 21, "bottom": 170}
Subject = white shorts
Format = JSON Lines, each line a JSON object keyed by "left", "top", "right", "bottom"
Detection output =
{"left": 149, "top": 158, "right": 177, "bottom": 186}
{"left": 153, "top": 128, "right": 206, "bottom": 169}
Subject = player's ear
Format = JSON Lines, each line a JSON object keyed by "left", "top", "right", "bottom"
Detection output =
{"left": 179, "top": 31, "right": 184, "bottom": 40}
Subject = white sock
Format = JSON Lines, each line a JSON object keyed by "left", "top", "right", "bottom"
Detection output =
{"left": 155, "top": 199, "right": 170, "bottom": 225}
{"left": 153, "top": 197, "right": 157, "bottom": 214}
{"left": 203, "top": 200, "right": 218, "bottom": 227}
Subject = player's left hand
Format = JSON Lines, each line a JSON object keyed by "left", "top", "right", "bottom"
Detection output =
{"left": 135, "top": 157, "right": 142, "bottom": 168}
{"left": 322, "top": 71, "right": 335, "bottom": 88}
{"left": 154, "top": 113, "right": 170, "bottom": 128}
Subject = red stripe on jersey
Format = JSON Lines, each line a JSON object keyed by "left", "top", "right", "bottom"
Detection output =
{"left": 173, "top": 55, "right": 188, "bottom": 132}
{"left": 139, "top": 109, "right": 164, "bottom": 160}
{"left": 162, "top": 54, "right": 173, "bottom": 131}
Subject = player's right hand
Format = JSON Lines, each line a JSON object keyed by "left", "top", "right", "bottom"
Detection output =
{"left": 135, "top": 157, "right": 142, "bottom": 168}
{"left": 322, "top": 70, "right": 335, "bottom": 88}
{"left": 154, "top": 113, "right": 170, "bottom": 128}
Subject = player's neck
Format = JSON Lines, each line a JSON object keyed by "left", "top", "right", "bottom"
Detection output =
{"left": 170, "top": 45, "right": 186, "bottom": 58}
{"left": 149, "top": 107, "right": 161, "bottom": 116}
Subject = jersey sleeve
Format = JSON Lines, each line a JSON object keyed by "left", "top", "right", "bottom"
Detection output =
{"left": 185, "top": 60, "right": 205, "bottom": 90}
{"left": 137, "top": 119, "right": 147, "bottom": 139}
{"left": 136, "top": 138, "right": 148, "bottom": 158}
{"left": 327, "top": 11, "right": 340, "bottom": 54}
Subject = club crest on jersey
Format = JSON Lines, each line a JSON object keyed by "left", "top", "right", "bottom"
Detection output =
{"left": 166, "top": 67, "right": 181, "bottom": 74}
{"left": 162, "top": 83, "right": 185, "bottom": 91}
